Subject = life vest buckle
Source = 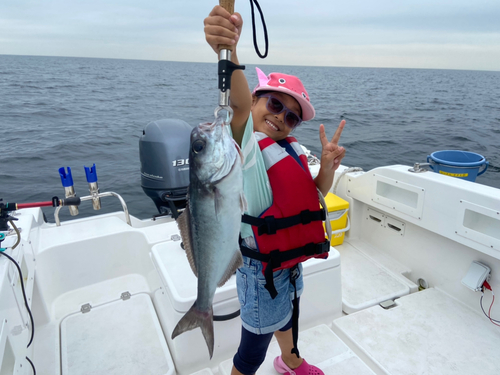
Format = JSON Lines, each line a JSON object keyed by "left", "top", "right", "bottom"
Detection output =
{"left": 259, "top": 215, "right": 277, "bottom": 235}
{"left": 318, "top": 241, "right": 330, "bottom": 254}
{"left": 300, "top": 210, "right": 312, "bottom": 224}
{"left": 320, "top": 208, "right": 327, "bottom": 221}
{"left": 303, "top": 243, "right": 316, "bottom": 256}
{"left": 269, "top": 249, "right": 282, "bottom": 268}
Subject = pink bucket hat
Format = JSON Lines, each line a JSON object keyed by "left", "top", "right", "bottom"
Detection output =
{"left": 252, "top": 67, "right": 315, "bottom": 122}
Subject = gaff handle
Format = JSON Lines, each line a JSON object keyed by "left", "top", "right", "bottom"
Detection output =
{"left": 219, "top": 0, "right": 235, "bottom": 51}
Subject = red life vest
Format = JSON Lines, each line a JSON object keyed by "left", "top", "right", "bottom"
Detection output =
{"left": 241, "top": 133, "right": 329, "bottom": 298}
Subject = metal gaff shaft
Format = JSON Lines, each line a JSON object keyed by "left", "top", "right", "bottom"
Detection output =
{"left": 217, "top": 0, "right": 245, "bottom": 115}
{"left": 219, "top": 49, "right": 232, "bottom": 107}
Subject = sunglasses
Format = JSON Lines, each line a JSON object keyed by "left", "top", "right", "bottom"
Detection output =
{"left": 258, "top": 93, "right": 303, "bottom": 128}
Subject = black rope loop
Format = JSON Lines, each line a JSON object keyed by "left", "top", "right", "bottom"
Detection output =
{"left": 249, "top": 0, "right": 269, "bottom": 58}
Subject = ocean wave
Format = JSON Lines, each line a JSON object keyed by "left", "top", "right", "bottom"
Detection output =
{"left": 343, "top": 139, "right": 399, "bottom": 148}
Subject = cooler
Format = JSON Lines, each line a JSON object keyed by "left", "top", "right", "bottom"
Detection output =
{"left": 323, "top": 193, "right": 350, "bottom": 246}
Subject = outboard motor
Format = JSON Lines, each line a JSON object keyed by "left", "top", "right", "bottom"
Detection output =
{"left": 139, "top": 119, "right": 192, "bottom": 219}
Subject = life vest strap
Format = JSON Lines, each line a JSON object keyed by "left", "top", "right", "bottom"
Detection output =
{"left": 242, "top": 209, "right": 326, "bottom": 236}
{"left": 240, "top": 241, "right": 330, "bottom": 299}
{"left": 290, "top": 265, "right": 301, "bottom": 358}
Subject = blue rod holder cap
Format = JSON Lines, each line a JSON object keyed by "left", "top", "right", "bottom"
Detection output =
{"left": 59, "top": 167, "right": 74, "bottom": 187}
{"left": 84, "top": 164, "right": 98, "bottom": 183}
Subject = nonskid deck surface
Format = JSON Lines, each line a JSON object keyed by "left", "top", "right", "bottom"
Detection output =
{"left": 333, "top": 288, "right": 500, "bottom": 375}
{"left": 336, "top": 240, "right": 413, "bottom": 313}
{"left": 216, "top": 325, "right": 376, "bottom": 375}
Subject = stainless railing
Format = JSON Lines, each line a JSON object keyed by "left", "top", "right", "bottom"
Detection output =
{"left": 54, "top": 192, "right": 132, "bottom": 226}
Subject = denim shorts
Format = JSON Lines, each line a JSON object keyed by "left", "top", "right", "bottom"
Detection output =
{"left": 236, "top": 255, "right": 304, "bottom": 334}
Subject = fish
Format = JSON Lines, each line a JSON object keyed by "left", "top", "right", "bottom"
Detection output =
{"left": 171, "top": 115, "right": 246, "bottom": 359}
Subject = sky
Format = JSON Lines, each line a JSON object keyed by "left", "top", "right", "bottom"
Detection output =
{"left": 1, "top": 0, "right": 499, "bottom": 71}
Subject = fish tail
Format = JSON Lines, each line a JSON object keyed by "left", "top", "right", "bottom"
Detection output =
{"left": 171, "top": 302, "right": 215, "bottom": 358}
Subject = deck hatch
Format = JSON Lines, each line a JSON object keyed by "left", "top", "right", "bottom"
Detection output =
{"left": 61, "top": 293, "right": 174, "bottom": 375}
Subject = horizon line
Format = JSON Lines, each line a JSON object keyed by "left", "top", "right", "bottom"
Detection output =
{"left": 1, "top": 53, "right": 499, "bottom": 74}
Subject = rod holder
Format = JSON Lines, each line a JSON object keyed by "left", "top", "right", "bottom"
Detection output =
{"left": 54, "top": 192, "right": 131, "bottom": 227}
{"left": 59, "top": 167, "right": 79, "bottom": 216}
{"left": 84, "top": 164, "right": 101, "bottom": 210}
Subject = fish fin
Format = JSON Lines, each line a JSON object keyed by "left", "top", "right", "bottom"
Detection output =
{"left": 171, "top": 302, "right": 214, "bottom": 359}
{"left": 176, "top": 202, "right": 198, "bottom": 277}
{"left": 217, "top": 250, "right": 243, "bottom": 287}
{"left": 239, "top": 192, "right": 248, "bottom": 213}
{"left": 214, "top": 187, "right": 223, "bottom": 221}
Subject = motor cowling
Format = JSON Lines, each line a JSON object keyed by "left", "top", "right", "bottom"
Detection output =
{"left": 139, "top": 119, "right": 192, "bottom": 218}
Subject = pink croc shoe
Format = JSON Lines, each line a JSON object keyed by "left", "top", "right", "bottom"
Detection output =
{"left": 273, "top": 356, "right": 324, "bottom": 375}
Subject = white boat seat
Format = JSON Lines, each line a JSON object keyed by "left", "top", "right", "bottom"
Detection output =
{"left": 60, "top": 293, "right": 174, "bottom": 375}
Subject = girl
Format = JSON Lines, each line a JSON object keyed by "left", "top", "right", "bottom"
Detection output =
{"left": 204, "top": 6, "right": 346, "bottom": 375}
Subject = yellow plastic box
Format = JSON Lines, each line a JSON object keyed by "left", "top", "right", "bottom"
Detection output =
{"left": 322, "top": 193, "right": 349, "bottom": 246}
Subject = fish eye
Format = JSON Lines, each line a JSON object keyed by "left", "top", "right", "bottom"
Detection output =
{"left": 192, "top": 140, "right": 205, "bottom": 153}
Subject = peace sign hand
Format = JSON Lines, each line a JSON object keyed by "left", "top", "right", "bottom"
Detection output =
{"left": 319, "top": 120, "right": 346, "bottom": 172}
{"left": 314, "top": 120, "right": 346, "bottom": 196}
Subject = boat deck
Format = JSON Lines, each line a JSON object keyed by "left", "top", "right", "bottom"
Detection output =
{"left": 218, "top": 325, "right": 376, "bottom": 375}
{"left": 333, "top": 288, "right": 500, "bottom": 375}
{"left": 21, "top": 222, "right": 500, "bottom": 375}
{"left": 115, "top": 283, "right": 500, "bottom": 375}
{"left": 43, "top": 286, "right": 500, "bottom": 375}
{"left": 336, "top": 240, "right": 416, "bottom": 313}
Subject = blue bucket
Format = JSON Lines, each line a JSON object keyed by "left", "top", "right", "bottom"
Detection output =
{"left": 427, "top": 150, "right": 488, "bottom": 182}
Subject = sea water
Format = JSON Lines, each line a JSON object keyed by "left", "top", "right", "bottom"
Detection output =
{"left": 1, "top": 55, "right": 499, "bottom": 222}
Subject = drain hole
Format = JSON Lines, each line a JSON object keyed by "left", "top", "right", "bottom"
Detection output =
{"left": 369, "top": 215, "right": 382, "bottom": 223}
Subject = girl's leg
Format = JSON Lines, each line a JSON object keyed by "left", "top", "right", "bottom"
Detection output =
{"left": 274, "top": 328, "right": 303, "bottom": 369}
{"left": 230, "top": 365, "right": 246, "bottom": 375}
{"left": 273, "top": 318, "right": 324, "bottom": 375}
{"left": 233, "top": 326, "right": 274, "bottom": 375}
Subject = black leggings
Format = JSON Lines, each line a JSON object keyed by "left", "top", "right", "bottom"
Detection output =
{"left": 233, "top": 315, "right": 294, "bottom": 375}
